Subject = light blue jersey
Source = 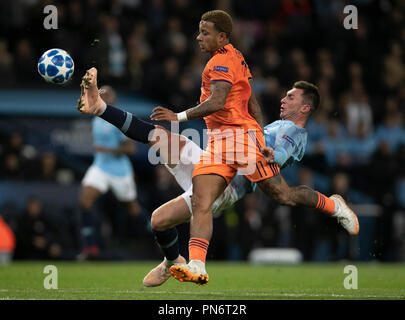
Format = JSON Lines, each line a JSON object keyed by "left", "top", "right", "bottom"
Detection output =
{"left": 225, "top": 120, "right": 308, "bottom": 205}
{"left": 92, "top": 117, "right": 133, "bottom": 177}
{"left": 263, "top": 120, "right": 308, "bottom": 168}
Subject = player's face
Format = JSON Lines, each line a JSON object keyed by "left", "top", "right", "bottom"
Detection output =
{"left": 280, "top": 88, "right": 306, "bottom": 120}
{"left": 196, "top": 21, "right": 221, "bottom": 53}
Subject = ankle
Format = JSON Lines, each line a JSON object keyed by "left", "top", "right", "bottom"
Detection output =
{"left": 96, "top": 99, "right": 107, "bottom": 116}
{"left": 189, "top": 259, "right": 205, "bottom": 268}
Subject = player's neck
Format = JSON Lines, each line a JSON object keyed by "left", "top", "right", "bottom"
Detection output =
{"left": 210, "top": 41, "right": 230, "bottom": 55}
{"left": 283, "top": 116, "right": 307, "bottom": 128}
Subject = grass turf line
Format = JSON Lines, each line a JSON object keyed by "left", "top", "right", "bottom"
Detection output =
{"left": 0, "top": 261, "right": 404, "bottom": 300}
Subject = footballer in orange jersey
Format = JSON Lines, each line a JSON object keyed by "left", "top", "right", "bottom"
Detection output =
{"left": 150, "top": 10, "right": 358, "bottom": 286}
{"left": 150, "top": 10, "right": 277, "bottom": 285}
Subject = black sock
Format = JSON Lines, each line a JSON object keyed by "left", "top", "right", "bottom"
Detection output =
{"left": 100, "top": 104, "right": 155, "bottom": 143}
{"left": 80, "top": 208, "right": 96, "bottom": 247}
{"left": 152, "top": 228, "right": 180, "bottom": 261}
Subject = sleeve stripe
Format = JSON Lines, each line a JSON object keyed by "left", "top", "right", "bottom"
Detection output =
{"left": 210, "top": 79, "right": 233, "bottom": 85}
{"left": 121, "top": 111, "right": 132, "bottom": 133}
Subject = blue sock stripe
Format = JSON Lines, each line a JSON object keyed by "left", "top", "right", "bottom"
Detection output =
{"left": 121, "top": 112, "right": 132, "bottom": 133}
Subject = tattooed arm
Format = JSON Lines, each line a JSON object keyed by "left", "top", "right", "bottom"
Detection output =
{"left": 150, "top": 82, "right": 231, "bottom": 122}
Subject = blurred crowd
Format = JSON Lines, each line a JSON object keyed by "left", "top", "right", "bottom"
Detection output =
{"left": 1, "top": 0, "right": 405, "bottom": 262}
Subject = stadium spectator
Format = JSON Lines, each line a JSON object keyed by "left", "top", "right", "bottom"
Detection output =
{"left": 343, "top": 85, "right": 373, "bottom": 138}
{"left": 14, "top": 196, "right": 63, "bottom": 260}
{"left": 382, "top": 41, "right": 405, "bottom": 93}
{"left": 14, "top": 38, "right": 36, "bottom": 83}
{"left": 375, "top": 111, "right": 405, "bottom": 154}
{"left": 0, "top": 132, "right": 36, "bottom": 180}
{"left": 0, "top": 39, "right": 14, "bottom": 85}
{"left": 98, "top": 14, "right": 127, "bottom": 82}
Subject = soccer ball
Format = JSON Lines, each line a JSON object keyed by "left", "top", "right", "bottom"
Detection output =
{"left": 37, "top": 48, "right": 74, "bottom": 84}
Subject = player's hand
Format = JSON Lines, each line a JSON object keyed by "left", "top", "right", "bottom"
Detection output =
{"left": 261, "top": 146, "right": 275, "bottom": 164}
{"left": 150, "top": 106, "right": 178, "bottom": 122}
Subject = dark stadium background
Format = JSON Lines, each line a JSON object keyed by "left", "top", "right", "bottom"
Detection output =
{"left": 0, "top": 0, "right": 404, "bottom": 263}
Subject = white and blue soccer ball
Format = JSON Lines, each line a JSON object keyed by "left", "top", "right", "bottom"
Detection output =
{"left": 37, "top": 48, "right": 74, "bottom": 84}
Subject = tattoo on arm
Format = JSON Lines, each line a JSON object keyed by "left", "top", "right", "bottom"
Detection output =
{"left": 185, "top": 82, "right": 231, "bottom": 120}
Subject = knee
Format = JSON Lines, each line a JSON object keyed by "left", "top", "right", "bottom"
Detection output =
{"left": 150, "top": 210, "right": 168, "bottom": 231}
{"left": 190, "top": 194, "right": 211, "bottom": 214}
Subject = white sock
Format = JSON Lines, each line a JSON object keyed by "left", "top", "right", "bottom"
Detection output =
{"left": 332, "top": 198, "right": 340, "bottom": 216}
{"left": 97, "top": 99, "right": 107, "bottom": 116}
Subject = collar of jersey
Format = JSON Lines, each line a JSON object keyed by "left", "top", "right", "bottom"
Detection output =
{"left": 214, "top": 43, "right": 233, "bottom": 56}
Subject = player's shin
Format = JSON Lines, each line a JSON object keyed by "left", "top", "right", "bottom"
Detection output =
{"left": 99, "top": 104, "right": 155, "bottom": 144}
{"left": 152, "top": 228, "right": 180, "bottom": 263}
{"left": 188, "top": 210, "right": 212, "bottom": 266}
{"left": 315, "top": 191, "right": 336, "bottom": 215}
{"left": 78, "top": 208, "right": 99, "bottom": 259}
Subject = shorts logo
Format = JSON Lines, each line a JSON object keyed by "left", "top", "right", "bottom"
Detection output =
{"left": 213, "top": 66, "right": 229, "bottom": 73}
{"left": 283, "top": 135, "right": 295, "bottom": 146}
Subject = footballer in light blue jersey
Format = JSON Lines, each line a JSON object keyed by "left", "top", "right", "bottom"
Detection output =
{"left": 78, "top": 85, "right": 141, "bottom": 261}
{"left": 92, "top": 117, "right": 133, "bottom": 177}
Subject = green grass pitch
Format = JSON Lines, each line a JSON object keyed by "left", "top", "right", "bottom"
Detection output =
{"left": 0, "top": 261, "right": 404, "bottom": 300}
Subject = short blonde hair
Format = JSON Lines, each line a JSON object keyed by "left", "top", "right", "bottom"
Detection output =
{"left": 201, "top": 10, "right": 233, "bottom": 38}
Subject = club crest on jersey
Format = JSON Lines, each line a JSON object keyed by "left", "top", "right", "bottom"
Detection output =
{"left": 213, "top": 66, "right": 229, "bottom": 73}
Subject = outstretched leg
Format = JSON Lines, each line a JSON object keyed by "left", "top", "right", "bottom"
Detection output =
{"left": 77, "top": 68, "right": 187, "bottom": 167}
{"left": 257, "top": 174, "right": 359, "bottom": 235}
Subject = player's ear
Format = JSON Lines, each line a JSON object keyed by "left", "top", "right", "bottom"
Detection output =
{"left": 218, "top": 31, "right": 227, "bottom": 42}
{"left": 301, "top": 104, "right": 311, "bottom": 115}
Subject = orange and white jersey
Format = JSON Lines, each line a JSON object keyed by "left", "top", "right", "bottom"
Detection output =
{"left": 200, "top": 43, "right": 260, "bottom": 133}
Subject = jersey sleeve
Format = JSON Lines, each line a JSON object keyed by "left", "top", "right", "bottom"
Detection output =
{"left": 207, "top": 54, "right": 234, "bottom": 86}
{"left": 273, "top": 125, "right": 303, "bottom": 167}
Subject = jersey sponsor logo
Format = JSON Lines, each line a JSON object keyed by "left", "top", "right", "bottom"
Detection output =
{"left": 283, "top": 135, "right": 295, "bottom": 146}
{"left": 213, "top": 65, "right": 229, "bottom": 73}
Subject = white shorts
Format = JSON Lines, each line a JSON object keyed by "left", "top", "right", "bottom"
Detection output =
{"left": 164, "top": 137, "right": 202, "bottom": 192}
{"left": 82, "top": 165, "right": 137, "bottom": 202}
{"left": 164, "top": 138, "right": 238, "bottom": 218}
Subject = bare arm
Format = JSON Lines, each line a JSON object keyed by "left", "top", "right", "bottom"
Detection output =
{"left": 247, "top": 79, "right": 264, "bottom": 129}
{"left": 150, "top": 82, "right": 231, "bottom": 122}
{"left": 183, "top": 81, "right": 231, "bottom": 120}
